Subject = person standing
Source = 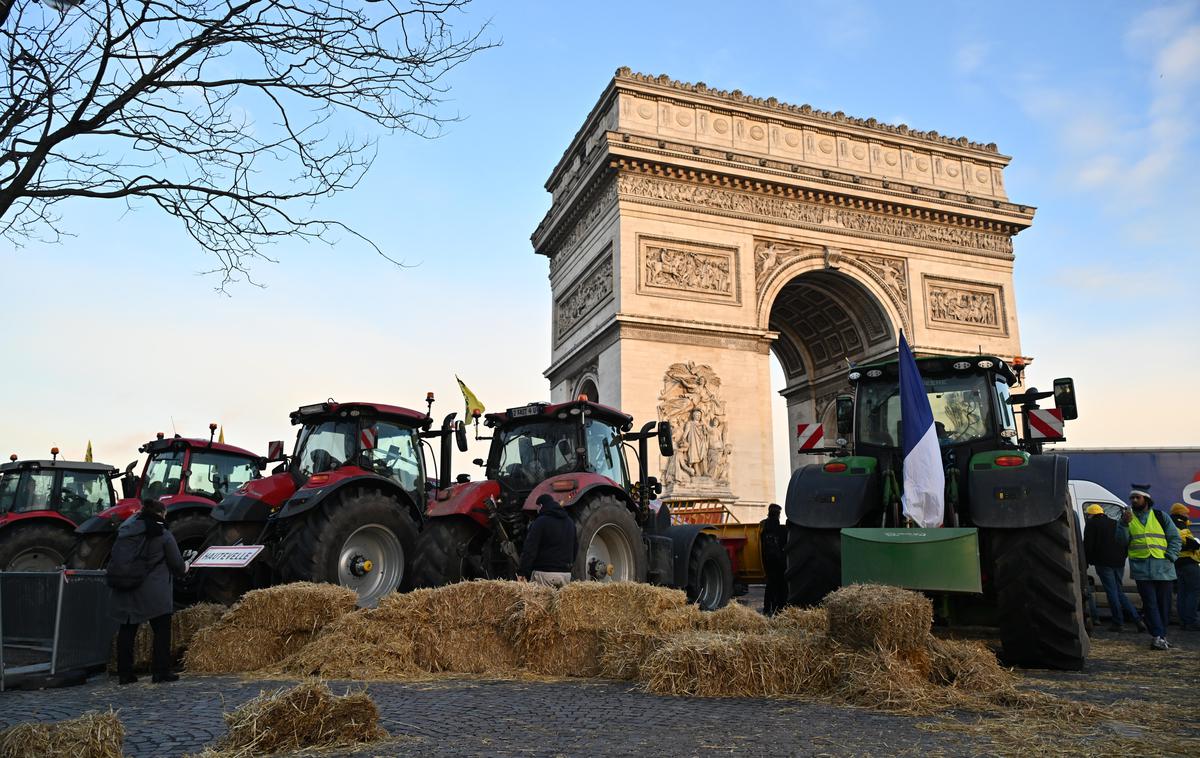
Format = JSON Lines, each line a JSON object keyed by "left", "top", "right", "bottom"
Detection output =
{"left": 1119, "top": 487, "right": 1182, "bottom": 650}
{"left": 759, "top": 503, "right": 788, "bottom": 616}
{"left": 518, "top": 494, "right": 578, "bottom": 588}
{"left": 110, "top": 499, "right": 187, "bottom": 683}
{"left": 1170, "top": 503, "right": 1200, "bottom": 631}
{"left": 1083, "top": 504, "right": 1145, "bottom": 632}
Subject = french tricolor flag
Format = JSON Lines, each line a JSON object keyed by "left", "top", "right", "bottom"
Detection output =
{"left": 899, "top": 332, "right": 945, "bottom": 527}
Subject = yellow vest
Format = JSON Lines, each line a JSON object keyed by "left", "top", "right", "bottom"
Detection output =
{"left": 1182, "top": 528, "right": 1199, "bottom": 562}
{"left": 1129, "top": 511, "right": 1168, "bottom": 559}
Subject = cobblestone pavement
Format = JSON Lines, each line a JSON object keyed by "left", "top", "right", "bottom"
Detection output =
{"left": 1, "top": 626, "right": 1194, "bottom": 757}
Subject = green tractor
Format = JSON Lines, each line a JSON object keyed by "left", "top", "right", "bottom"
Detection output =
{"left": 784, "top": 354, "right": 1088, "bottom": 670}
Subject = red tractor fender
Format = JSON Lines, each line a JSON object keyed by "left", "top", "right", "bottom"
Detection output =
{"left": 426, "top": 480, "right": 501, "bottom": 528}
{"left": 0, "top": 510, "right": 80, "bottom": 530}
{"left": 274, "top": 467, "right": 424, "bottom": 525}
{"left": 522, "top": 473, "right": 633, "bottom": 514}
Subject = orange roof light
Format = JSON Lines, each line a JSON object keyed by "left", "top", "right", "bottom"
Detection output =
{"left": 156, "top": 432, "right": 165, "bottom": 439}
{"left": 209, "top": 423, "right": 218, "bottom": 431}
{"left": 8, "top": 454, "right": 16, "bottom": 462}
{"left": 50, "top": 447, "right": 60, "bottom": 455}
{"left": 426, "top": 392, "right": 435, "bottom": 401}
{"left": 577, "top": 394, "right": 589, "bottom": 402}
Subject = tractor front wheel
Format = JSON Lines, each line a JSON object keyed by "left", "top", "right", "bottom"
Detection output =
{"left": 784, "top": 525, "right": 842, "bottom": 608}
{"left": 0, "top": 524, "right": 75, "bottom": 571}
{"left": 686, "top": 534, "right": 733, "bottom": 610}
{"left": 989, "top": 506, "right": 1090, "bottom": 670}
{"left": 279, "top": 490, "right": 418, "bottom": 607}
{"left": 412, "top": 518, "right": 490, "bottom": 588}
{"left": 572, "top": 496, "right": 647, "bottom": 583}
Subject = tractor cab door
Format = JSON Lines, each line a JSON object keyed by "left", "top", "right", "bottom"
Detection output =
{"left": 362, "top": 421, "right": 425, "bottom": 506}
{"left": 56, "top": 469, "right": 115, "bottom": 523}
{"left": 583, "top": 419, "right": 629, "bottom": 488}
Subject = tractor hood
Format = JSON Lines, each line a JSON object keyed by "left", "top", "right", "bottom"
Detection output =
{"left": 426, "top": 479, "right": 500, "bottom": 523}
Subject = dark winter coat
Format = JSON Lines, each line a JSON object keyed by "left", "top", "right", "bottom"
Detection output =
{"left": 1084, "top": 513, "right": 1128, "bottom": 569}
{"left": 518, "top": 498, "right": 578, "bottom": 578}
{"left": 109, "top": 514, "right": 187, "bottom": 624}
{"left": 760, "top": 517, "right": 787, "bottom": 568}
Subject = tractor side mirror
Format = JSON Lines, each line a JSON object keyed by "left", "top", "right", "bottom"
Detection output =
{"left": 455, "top": 421, "right": 468, "bottom": 453}
{"left": 646, "top": 475, "right": 662, "bottom": 497}
{"left": 120, "top": 475, "right": 138, "bottom": 500}
{"left": 836, "top": 396, "right": 854, "bottom": 436}
{"left": 657, "top": 421, "right": 674, "bottom": 457}
{"left": 1052, "top": 378, "right": 1077, "bottom": 421}
{"left": 472, "top": 458, "right": 484, "bottom": 467}
{"left": 267, "top": 441, "right": 286, "bottom": 462}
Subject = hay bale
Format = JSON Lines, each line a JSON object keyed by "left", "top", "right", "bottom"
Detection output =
{"left": 826, "top": 645, "right": 939, "bottom": 714}
{"left": 209, "top": 681, "right": 386, "bottom": 756}
{"left": 554, "top": 582, "right": 693, "bottom": 633}
{"left": 220, "top": 583, "right": 357, "bottom": 636}
{"left": 823, "top": 584, "right": 932, "bottom": 653}
{"left": 274, "top": 609, "right": 421, "bottom": 680}
{"left": 699, "top": 603, "right": 768, "bottom": 633}
{"left": 929, "top": 637, "right": 1014, "bottom": 692}
{"left": 0, "top": 710, "right": 123, "bottom": 758}
{"left": 413, "top": 625, "right": 520, "bottom": 674}
{"left": 598, "top": 631, "right": 671, "bottom": 680}
{"left": 772, "top": 606, "right": 828, "bottom": 635}
{"left": 184, "top": 626, "right": 297, "bottom": 673}
{"left": 110, "top": 602, "right": 228, "bottom": 672}
{"left": 640, "top": 631, "right": 828, "bottom": 697}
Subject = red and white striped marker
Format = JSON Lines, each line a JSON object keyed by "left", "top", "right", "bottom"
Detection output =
{"left": 796, "top": 423, "right": 824, "bottom": 451}
{"left": 267, "top": 441, "right": 284, "bottom": 460}
{"left": 359, "top": 427, "right": 378, "bottom": 450}
{"left": 1027, "top": 408, "right": 1064, "bottom": 440}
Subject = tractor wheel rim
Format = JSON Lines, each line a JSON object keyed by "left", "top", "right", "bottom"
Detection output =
{"left": 338, "top": 523, "right": 403, "bottom": 607}
{"left": 586, "top": 523, "right": 633, "bottom": 582}
{"left": 697, "top": 558, "right": 723, "bottom": 609}
{"left": 8, "top": 547, "right": 65, "bottom": 571}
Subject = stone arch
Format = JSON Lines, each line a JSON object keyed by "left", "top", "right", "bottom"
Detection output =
{"left": 575, "top": 376, "right": 600, "bottom": 402}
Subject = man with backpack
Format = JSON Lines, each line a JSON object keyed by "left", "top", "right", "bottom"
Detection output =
{"left": 1119, "top": 486, "right": 1182, "bottom": 650}
{"left": 108, "top": 498, "right": 187, "bottom": 683}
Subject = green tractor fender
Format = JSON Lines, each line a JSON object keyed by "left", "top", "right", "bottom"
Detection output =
{"left": 784, "top": 457, "right": 882, "bottom": 529}
{"left": 967, "top": 452, "right": 1069, "bottom": 529}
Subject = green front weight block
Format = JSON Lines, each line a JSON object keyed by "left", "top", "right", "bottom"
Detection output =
{"left": 840, "top": 528, "right": 982, "bottom": 594}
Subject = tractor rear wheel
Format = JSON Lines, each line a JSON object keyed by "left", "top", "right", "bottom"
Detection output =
{"left": 572, "top": 496, "right": 646, "bottom": 583}
{"left": 686, "top": 534, "right": 733, "bottom": 610}
{"left": 784, "top": 525, "right": 841, "bottom": 608}
{"left": 168, "top": 512, "right": 214, "bottom": 608}
{"left": 68, "top": 533, "right": 115, "bottom": 570}
{"left": 278, "top": 490, "right": 418, "bottom": 607}
{"left": 989, "top": 506, "right": 1089, "bottom": 670}
{"left": 412, "top": 518, "right": 490, "bottom": 588}
{"left": 0, "top": 524, "right": 75, "bottom": 571}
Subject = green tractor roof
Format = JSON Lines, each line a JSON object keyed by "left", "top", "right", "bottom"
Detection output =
{"left": 848, "top": 354, "right": 1019, "bottom": 385}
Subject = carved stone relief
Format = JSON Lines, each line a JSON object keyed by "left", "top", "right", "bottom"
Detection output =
{"left": 657, "top": 362, "right": 732, "bottom": 497}
{"left": 548, "top": 181, "right": 618, "bottom": 278}
{"left": 638, "top": 236, "right": 740, "bottom": 304}
{"left": 923, "top": 275, "right": 1007, "bottom": 334}
{"left": 554, "top": 251, "right": 613, "bottom": 344}
{"left": 617, "top": 173, "right": 1014, "bottom": 256}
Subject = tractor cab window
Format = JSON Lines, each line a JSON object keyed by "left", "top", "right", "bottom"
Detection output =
{"left": 363, "top": 422, "right": 423, "bottom": 499}
{"left": 0, "top": 470, "right": 56, "bottom": 513}
{"left": 143, "top": 451, "right": 185, "bottom": 499}
{"left": 584, "top": 419, "right": 626, "bottom": 485}
{"left": 58, "top": 470, "right": 113, "bottom": 521}
{"left": 858, "top": 373, "right": 994, "bottom": 448}
{"left": 995, "top": 380, "right": 1017, "bottom": 436}
{"left": 295, "top": 420, "right": 356, "bottom": 478}
{"left": 492, "top": 421, "right": 577, "bottom": 490}
{"left": 187, "top": 452, "right": 258, "bottom": 501}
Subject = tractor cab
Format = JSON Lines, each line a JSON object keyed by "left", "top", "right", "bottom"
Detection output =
{"left": 127, "top": 434, "right": 263, "bottom": 505}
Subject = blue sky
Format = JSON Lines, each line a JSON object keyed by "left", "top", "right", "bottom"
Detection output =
{"left": 2, "top": 1, "right": 1197, "bottom": 501}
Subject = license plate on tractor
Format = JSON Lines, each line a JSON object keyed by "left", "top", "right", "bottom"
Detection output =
{"left": 191, "top": 545, "right": 265, "bottom": 569}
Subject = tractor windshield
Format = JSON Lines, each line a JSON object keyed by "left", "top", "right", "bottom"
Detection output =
{"left": 584, "top": 419, "right": 627, "bottom": 486}
{"left": 186, "top": 451, "right": 258, "bottom": 502}
{"left": 142, "top": 451, "right": 185, "bottom": 499}
{"left": 294, "top": 420, "right": 357, "bottom": 478}
{"left": 857, "top": 372, "right": 994, "bottom": 448}
{"left": 57, "top": 470, "right": 114, "bottom": 521}
{"left": 491, "top": 421, "right": 578, "bottom": 490}
{"left": 0, "top": 470, "right": 55, "bottom": 513}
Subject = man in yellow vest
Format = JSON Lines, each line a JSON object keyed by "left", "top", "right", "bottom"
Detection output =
{"left": 1119, "top": 487, "right": 1182, "bottom": 649}
{"left": 1170, "top": 503, "right": 1199, "bottom": 631}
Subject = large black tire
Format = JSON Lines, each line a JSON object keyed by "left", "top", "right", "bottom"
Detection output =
{"left": 571, "top": 496, "right": 647, "bottom": 583}
{"left": 168, "top": 512, "right": 216, "bottom": 608}
{"left": 989, "top": 507, "right": 1090, "bottom": 670}
{"left": 686, "top": 534, "right": 733, "bottom": 610}
{"left": 412, "top": 518, "right": 490, "bottom": 588}
{"left": 277, "top": 489, "right": 419, "bottom": 607}
{"left": 0, "top": 524, "right": 75, "bottom": 570}
{"left": 784, "top": 525, "right": 842, "bottom": 607}
{"left": 198, "top": 522, "right": 259, "bottom": 606}
{"left": 68, "top": 533, "right": 116, "bottom": 570}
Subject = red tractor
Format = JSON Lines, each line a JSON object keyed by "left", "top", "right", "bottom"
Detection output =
{"left": 0, "top": 452, "right": 120, "bottom": 570}
{"left": 413, "top": 399, "right": 734, "bottom": 610}
{"left": 200, "top": 399, "right": 467, "bottom": 607}
{"left": 70, "top": 428, "right": 264, "bottom": 604}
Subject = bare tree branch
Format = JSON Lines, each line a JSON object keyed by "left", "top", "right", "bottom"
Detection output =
{"left": 0, "top": 0, "right": 496, "bottom": 289}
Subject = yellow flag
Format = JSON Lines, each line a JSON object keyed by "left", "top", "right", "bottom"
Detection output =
{"left": 456, "top": 376, "right": 485, "bottom": 422}
{"left": 84, "top": 440, "right": 93, "bottom": 463}
{"left": 218, "top": 426, "right": 225, "bottom": 444}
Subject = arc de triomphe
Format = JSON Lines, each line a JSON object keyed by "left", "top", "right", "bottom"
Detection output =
{"left": 533, "top": 69, "right": 1035, "bottom": 520}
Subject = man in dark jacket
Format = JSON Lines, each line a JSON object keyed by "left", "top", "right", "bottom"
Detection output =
{"left": 111, "top": 499, "right": 187, "bottom": 684}
{"left": 518, "top": 494, "right": 578, "bottom": 588}
{"left": 1084, "top": 504, "right": 1145, "bottom": 632}
{"left": 760, "top": 503, "right": 787, "bottom": 616}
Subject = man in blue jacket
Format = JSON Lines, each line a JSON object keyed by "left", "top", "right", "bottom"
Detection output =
{"left": 518, "top": 494, "right": 579, "bottom": 588}
{"left": 1118, "top": 487, "right": 1182, "bottom": 650}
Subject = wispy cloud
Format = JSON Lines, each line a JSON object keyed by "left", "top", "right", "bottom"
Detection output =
{"left": 955, "top": 42, "right": 989, "bottom": 75}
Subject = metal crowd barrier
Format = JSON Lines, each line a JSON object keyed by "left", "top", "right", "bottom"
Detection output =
{"left": 0, "top": 570, "right": 116, "bottom": 690}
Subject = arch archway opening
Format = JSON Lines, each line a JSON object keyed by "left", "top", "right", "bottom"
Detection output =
{"left": 577, "top": 378, "right": 599, "bottom": 403}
